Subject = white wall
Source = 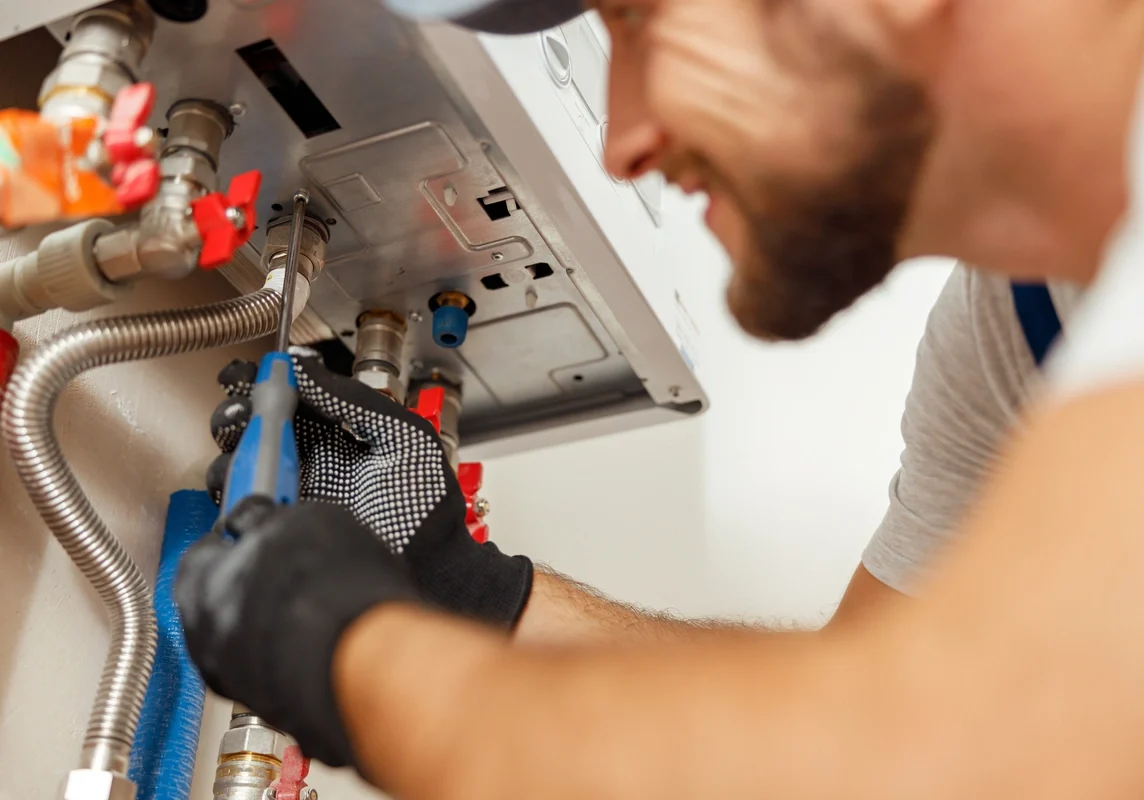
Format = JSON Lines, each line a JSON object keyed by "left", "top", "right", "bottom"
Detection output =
{"left": 0, "top": 234, "right": 265, "bottom": 798}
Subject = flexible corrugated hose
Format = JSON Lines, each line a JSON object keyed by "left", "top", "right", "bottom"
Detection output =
{"left": 1, "top": 289, "right": 281, "bottom": 776}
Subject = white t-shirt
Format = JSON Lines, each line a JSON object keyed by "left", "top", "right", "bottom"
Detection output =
{"left": 862, "top": 266, "right": 1083, "bottom": 593}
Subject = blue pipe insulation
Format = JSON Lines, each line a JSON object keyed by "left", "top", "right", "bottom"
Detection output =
{"left": 129, "top": 490, "right": 217, "bottom": 800}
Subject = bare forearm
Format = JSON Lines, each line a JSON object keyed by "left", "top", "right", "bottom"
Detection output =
{"left": 335, "top": 604, "right": 890, "bottom": 800}
{"left": 516, "top": 568, "right": 765, "bottom": 645}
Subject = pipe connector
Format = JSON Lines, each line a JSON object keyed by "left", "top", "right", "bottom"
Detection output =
{"left": 354, "top": 310, "right": 407, "bottom": 402}
{"left": 61, "top": 768, "right": 136, "bottom": 800}
{"left": 40, "top": 1, "right": 155, "bottom": 124}
{"left": 213, "top": 714, "right": 287, "bottom": 800}
{"left": 262, "top": 216, "right": 329, "bottom": 283}
{"left": 0, "top": 219, "right": 128, "bottom": 323}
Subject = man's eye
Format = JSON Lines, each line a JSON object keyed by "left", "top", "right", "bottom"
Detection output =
{"left": 605, "top": 5, "right": 648, "bottom": 31}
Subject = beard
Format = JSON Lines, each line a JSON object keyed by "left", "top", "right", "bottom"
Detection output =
{"left": 720, "top": 72, "right": 933, "bottom": 341}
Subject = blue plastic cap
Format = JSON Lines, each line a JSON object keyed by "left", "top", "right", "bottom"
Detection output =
{"left": 432, "top": 304, "right": 470, "bottom": 348}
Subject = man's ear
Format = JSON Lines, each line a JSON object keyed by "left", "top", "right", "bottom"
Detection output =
{"left": 870, "top": 0, "right": 955, "bottom": 76}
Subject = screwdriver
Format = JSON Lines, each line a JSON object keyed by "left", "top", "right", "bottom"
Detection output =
{"left": 220, "top": 190, "right": 309, "bottom": 517}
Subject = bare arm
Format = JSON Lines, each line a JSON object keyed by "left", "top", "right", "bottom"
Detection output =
{"left": 516, "top": 561, "right": 898, "bottom": 644}
{"left": 336, "top": 382, "right": 1144, "bottom": 800}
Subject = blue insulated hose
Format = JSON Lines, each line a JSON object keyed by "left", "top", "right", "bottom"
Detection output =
{"left": 129, "top": 490, "right": 216, "bottom": 800}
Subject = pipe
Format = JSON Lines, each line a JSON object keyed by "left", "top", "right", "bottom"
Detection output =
{"left": 1, "top": 288, "right": 282, "bottom": 787}
{"left": 38, "top": 0, "right": 155, "bottom": 124}
{"left": 129, "top": 490, "right": 218, "bottom": 800}
{"left": 353, "top": 310, "right": 407, "bottom": 403}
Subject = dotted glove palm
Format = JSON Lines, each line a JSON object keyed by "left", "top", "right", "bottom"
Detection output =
{"left": 207, "top": 348, "right": 532, "bottom": 628}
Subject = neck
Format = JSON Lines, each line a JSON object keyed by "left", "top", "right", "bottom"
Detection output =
{"left": 899, "top": 1, "right": 1144, "bottom": 287}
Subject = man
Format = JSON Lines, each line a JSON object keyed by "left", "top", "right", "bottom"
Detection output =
{"left": 178, "top": 0, "right": 1144, "bottom": 797}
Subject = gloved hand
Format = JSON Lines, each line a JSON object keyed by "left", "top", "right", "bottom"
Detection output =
{"left": 207, "top": 347, "right": 533, "bottom": 628}
{"left": 176, "top": 497, "right": 418, "bottom": 768}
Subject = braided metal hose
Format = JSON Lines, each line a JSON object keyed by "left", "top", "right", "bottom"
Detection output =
{"left": 1, "top": 289, "right": 282, "bottom": 776}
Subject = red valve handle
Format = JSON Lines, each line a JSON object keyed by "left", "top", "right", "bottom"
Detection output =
{"left": 191, "top": 170, "right": 263, "bottom": 269}
{"left": 111, "top": 159, "right": 160, "bottom": 209}
{"left": 458, "top": 462, "right": 489, "bottom": 543}
{"left": 104, "top": 83, "right": 160, "bottom": 210}
{"left": 104, "top": 82, "right": 156, "bottom": 165}
{"left": 412, "top": 386, "right": 444, "bottom": 434}
{"left": 270, "top": 745, "right": 311, "bottom": 800}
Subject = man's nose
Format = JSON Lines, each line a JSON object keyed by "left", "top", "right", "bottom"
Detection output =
{"left": 603, "top": 58, "right": 666, "bottom": 181}
{"left": 604, "top": 116, "right": 664, "bottom": 181}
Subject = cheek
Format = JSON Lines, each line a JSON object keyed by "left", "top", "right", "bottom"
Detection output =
{"left": 644, "top": 1, "right": 867, "bottom": 188}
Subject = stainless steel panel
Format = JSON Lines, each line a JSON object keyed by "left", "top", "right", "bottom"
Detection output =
{"left": 75, "top": 0, "right": 652, "bottom": 442}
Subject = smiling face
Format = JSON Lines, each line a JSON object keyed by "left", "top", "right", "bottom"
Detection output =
{"left": 600, "top": 0, "right": 934, "bottom": 340}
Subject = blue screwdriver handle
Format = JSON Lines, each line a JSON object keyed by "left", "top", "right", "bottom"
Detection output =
{"left": 221, "top": 351, "right": 300, "bottom": 517}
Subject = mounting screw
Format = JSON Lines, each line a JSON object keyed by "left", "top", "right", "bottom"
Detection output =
{"left": 300, "top": 789, "right": 319, "bottom": 800}
{"left": 491, "top": 251, "right": 504, "bottom": 262}
{"left": 409, "top": 310, "right": 423, "bottom": 323}
{"left": 225, "top": 206, "right": 246, "bottom": 230}
{"left": 474, "top": 497, "right": 491, "bottom": 517}
{"left": 229, "top": 102, "right": 247, "bottom": 119}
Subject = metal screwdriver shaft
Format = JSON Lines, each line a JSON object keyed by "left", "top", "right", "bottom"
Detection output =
{"left": 277, "top": 190, "right": 309, "bottom": 352}
{"left": 221, "top": 188, "right": 309, "bottom": 516}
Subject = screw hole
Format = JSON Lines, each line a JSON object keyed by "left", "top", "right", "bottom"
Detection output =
{"left": 573, "top": 374, "right": 584, "bottom": 382}
{"left": 271, "top": 203, "right": 283, "bottom": 212}
{"left": 340, "top": 329, "right": 354, "bottom": 337}
{"left": 440, "top": 333, "right": 458, "bottom": 346}
{"left": 325, "top": 218, "right": 337, "bottom": 226}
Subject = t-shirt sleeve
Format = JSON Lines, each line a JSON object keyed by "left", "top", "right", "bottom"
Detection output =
{"left": 1048, "top": 214, "right": 1144, "bottom": 399}
{"left": 863, "top": 265, "right": 1033, "bottom": 594}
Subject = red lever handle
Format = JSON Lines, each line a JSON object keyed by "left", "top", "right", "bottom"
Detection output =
{"left": 412, "top": 386, "right": 444, "bottom": 434}
{"left": 271, "top": 745, "right": 311, "bottom": 800}
{"left": 191, "top": 170, "right": 263, "bottom": 269}
{"left": 104, "top": 83, "right": 160, "bottom": 210}
{"left": 458, "top": 462, "right": 489, "bottom": 543}
{"left": 104, "top": 82, "right": 156, "bottom": 165}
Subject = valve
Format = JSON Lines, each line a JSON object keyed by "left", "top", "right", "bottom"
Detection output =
{"left": 103, "top": 82, "right": 160, "bottom": 209}
{"left": 191, "top": 170, "right": 263, "bottom": 268}
{"left": 458, "top": 462, "right": 490, "bottom": 544}
{"left": 428, "top": 290, "right": 476, "bottom": 348}
{"left": 412, "top": 384, "right": 444, "bottom": 435}
{"left": 408, "top": 386, "right": 488, "bottom": 542}
{"left": 267, "top": 745, "right": 315, "bottom": 800}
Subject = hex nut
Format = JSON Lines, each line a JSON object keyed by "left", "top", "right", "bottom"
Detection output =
{"left": 40, "top": 58, "right": 133, "bottom": 112}
{"left": 61, "top": 769, "right": 137, "bottom": 800}
{"left": 158, "top": 152, "right": 217, "bottom": 192}
{"left": 93, "top": 228, "right": 143, "bottom": 282}
{"left": 219, "top": 723, "right": 288, "bottom": 761}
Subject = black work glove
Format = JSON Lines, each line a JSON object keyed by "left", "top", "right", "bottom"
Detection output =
{"left": 175, "top": 497, "right": 417, "bottom": 769}
{"left": 207, "top": 347, "right": 532, "bottom": 628}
